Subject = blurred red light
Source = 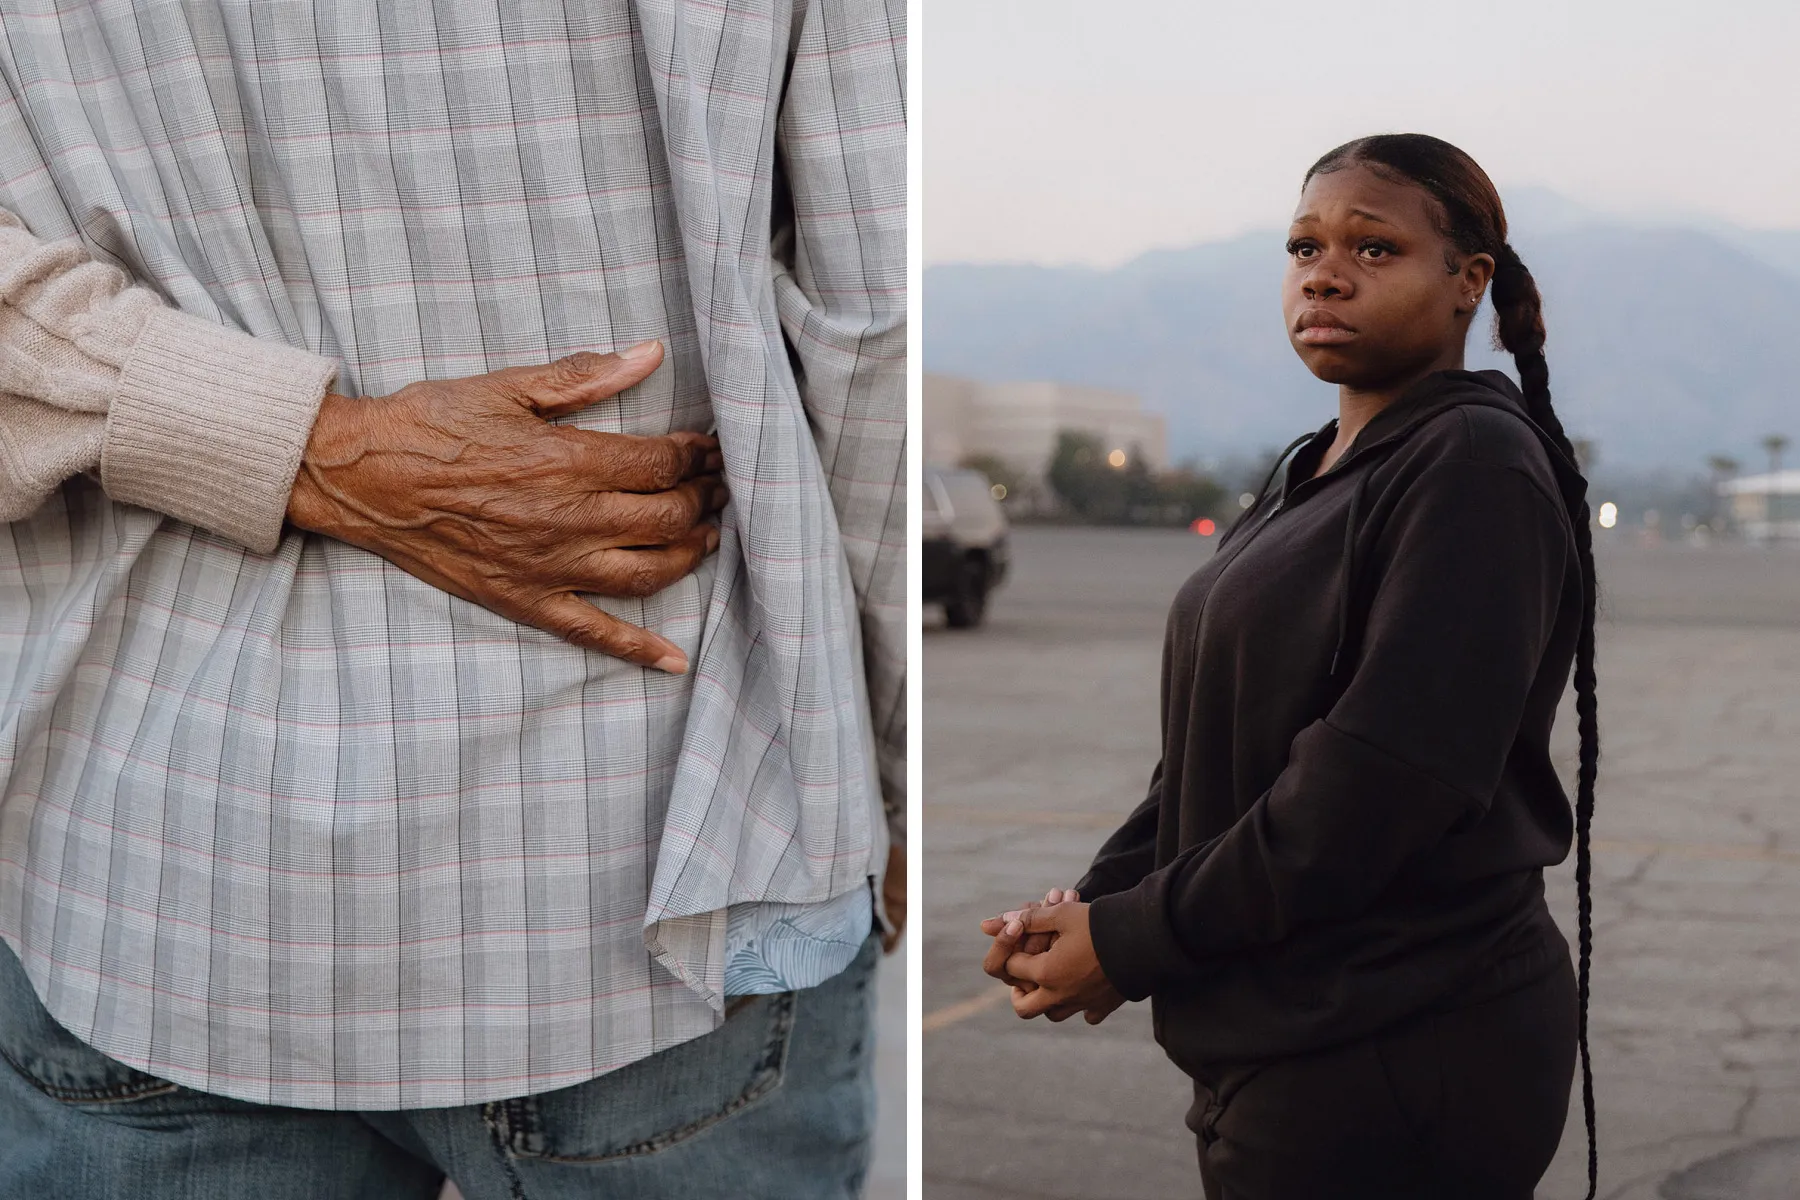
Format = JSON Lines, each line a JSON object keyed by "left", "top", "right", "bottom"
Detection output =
{"left": 1191, "top": 518, "right": 1216, "bottom": 536}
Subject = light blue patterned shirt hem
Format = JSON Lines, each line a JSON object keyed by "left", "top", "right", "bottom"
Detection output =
{"left": 724, "top": 883, "right": 875, "bottom": 996}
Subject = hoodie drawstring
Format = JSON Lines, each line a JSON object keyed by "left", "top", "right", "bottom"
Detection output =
{"left": 1223, "top": 431, "right": 1315, "bottom": 548}
{"left": 1262, "top": 431, "right": 1317, "bottom": 501}
{"left": 1220, "top": 426, "right": 1370, "bottom": 681}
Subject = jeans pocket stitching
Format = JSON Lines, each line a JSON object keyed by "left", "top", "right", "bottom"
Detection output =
{"left": 524, "top": 989, "right": 798, "bottom": 1164}
{"left": 0, "top": 1040, "right": 182, "bottom": 1105}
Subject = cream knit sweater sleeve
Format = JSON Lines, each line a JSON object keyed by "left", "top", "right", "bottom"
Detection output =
{"left": 0, "top": 207, "right": 338, "bottom": 553}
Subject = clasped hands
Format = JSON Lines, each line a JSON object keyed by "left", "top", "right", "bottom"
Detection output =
{"left": 979, "top": 888, "right": 1126, "bottom": 1024}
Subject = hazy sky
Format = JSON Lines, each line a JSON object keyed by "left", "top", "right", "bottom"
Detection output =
{"left": 925, "top": 1, "right": 1800, "bottom": 267}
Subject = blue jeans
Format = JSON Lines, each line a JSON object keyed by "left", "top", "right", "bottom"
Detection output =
{"left": 0, "top": 933, "right": 880, "bottom": 1199}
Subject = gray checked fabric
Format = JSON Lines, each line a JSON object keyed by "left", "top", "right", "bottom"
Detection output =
{"left": 0, "top": 0, "right": 904, "bottom": 1109}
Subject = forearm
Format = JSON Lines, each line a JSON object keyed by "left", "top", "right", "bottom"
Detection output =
{"left": 1075, "top": 767, "right": 1167, "bottom": 901}
{"left": 102, "top": 308, "right": 336, "bottom": 550}
{"left": 1088, "top": 720, "right": 1476, "bottom": 1000}
{"left": 0, "top": 207, "right": 336, "bottom": 551}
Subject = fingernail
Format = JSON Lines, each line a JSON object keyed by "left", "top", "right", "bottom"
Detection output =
{"left": 705, "top": 526, "right": 721, "bottom": 552}
{"left": 620, "top": 339, "right": 662, "bottom": 363}
{"left": 1005, "top": 920, "right": 1022, "bottom": 937}
{"left": 652, "top": 653, "right": 688, "bottom": 675}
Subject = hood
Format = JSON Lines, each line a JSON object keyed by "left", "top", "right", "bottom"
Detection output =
{"left": 1232, "top": 368, "right": 1588, "bottom": 683}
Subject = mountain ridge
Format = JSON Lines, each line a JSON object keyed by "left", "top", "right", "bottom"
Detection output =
{"left": 924, "top": 191, "right": 1800, "bottom": 470}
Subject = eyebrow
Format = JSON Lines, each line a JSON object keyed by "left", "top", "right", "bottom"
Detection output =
{"left": 1290, "top": 207, "right": 1396, "bottom": 227}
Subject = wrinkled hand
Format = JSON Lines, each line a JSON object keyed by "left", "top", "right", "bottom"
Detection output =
{"left": 1000, "top": 902, "right": 1126, "bottom": 1025}
{"left": 286, "top": 341, "right": 727, "bottom": 672}
{"left": 881, "top": 844, "right": 907, "bottom": 954}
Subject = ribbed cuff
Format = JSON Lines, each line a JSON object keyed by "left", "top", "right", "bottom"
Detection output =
{"left": 1087, "top": 877, "right": 1193, "bottom": 1003}
{"left": 101, "top": 307, "right": 337, "bottom": 554}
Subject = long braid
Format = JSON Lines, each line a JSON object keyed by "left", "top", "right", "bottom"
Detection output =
{"left": 1491, "top": 241, "right": 1601, "bottom": 1200}
{"left": 1307, "top": 132, "right": 1602, "bottom": 1196}
{"left": 1310, "top": 131, "right": 1605, "bottom": 1200}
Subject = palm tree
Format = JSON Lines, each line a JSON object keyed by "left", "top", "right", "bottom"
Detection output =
{"left": 1763, "top": 434, "right": 1790, "bottom": 478}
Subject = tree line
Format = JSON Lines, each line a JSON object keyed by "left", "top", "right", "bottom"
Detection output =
{"left": 959, "top": 428, "right": 1793, "bottom": 535}
{"left": 962, "top": 430, "right": 1227, "bottom": 528}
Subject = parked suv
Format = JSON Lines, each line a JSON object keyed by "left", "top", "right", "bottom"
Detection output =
{"left": 923, "top": 466, "right": 1009, "bottom": 627}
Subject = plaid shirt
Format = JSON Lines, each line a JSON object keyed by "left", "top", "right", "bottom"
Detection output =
{"left": 0, "top": 0, "right": 904, "bottom": 1110}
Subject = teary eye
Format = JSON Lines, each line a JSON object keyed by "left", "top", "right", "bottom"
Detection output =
{"left": 1285, "top": 238, "right": 1316, "bottom": 259}
{"left": 1358, "top": 239, "right": 1398, "bottom": 260}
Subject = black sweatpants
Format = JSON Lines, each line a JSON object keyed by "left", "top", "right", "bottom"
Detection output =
{"left": 1189, "top": 945, "right": 1578, "bottom": 1200}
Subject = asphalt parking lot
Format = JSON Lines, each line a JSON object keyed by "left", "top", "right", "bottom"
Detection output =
{"left": 923, "top": 526, "right": 1800, "bottom": 1200}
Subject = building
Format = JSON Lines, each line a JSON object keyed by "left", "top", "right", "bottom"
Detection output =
{"left": 1719, "top": 470, "right": 1800, "bottom": 541}
{"left": 923, "top": 373, "right": 1168, "bottom": 478}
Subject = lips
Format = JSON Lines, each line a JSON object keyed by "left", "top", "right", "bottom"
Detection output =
{"left": 1294, "top": 308, "right": 1356, "bottom": 345}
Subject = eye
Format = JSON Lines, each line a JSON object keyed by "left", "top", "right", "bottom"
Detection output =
{"left": 1285, "top": 238, "right": 1316, "bottom": 259}
{"left": 1358, "top": 239, "right": 1398, "bottom": 260}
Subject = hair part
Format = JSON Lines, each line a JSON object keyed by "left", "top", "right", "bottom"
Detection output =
{"left": 1306, "top": 133, "right": 1602, "bottom": 1200}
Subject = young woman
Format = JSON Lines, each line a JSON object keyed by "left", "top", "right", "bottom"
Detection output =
{"left": 979, "top": 133, "right": 1600, "bottom": 1200}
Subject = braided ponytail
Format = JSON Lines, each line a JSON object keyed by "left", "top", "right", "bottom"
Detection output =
{"left": 1305, "top": 134, "right": 1602, "bottom": 1200}
{"left": 1492, "top": 242, "right": 1601, "bottom": 1200}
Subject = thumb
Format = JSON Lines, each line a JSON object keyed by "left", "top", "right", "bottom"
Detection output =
{"left": 494, "top": 340, "right": 666, "bottom": 419}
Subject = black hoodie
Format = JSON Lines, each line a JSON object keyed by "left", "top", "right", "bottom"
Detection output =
{"left": 1079, "top": 368, "right": 1587, "bottom": 1077}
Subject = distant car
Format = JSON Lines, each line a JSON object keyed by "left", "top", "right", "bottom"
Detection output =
{"left": 923, "top": 466, "right": 1009, "bottom": 627}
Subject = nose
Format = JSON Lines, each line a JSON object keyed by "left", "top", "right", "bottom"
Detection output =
{"left": 1297, "top": 252, "right": 1352, "bottom": 300}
